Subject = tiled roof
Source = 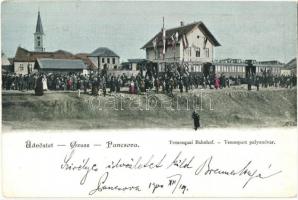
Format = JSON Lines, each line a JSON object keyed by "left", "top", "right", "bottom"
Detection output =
{"left": 141, "top": 21, "right": 221, "bottom": 49}
{"left": 36, "top": 58, "right": 86, "bottom": 70}
{"left": 285, "top": 58, "right": 296, "bottom": 69}
{"left": 14, "top": 47, "right": 76, "bottom": 62}
{"left": 127, "top": 58, "right": 147, "bottom": 63}
{"left": 89, "top": 47, "right": 119, "bottom": 57}
{"left": 1, "top": 53, "right": 12, "bottom": 66}
{"left": 75, "top": 53, "right": 97, "bottom": 70}
{"left": 14, "top": 47, "right": 98, "bottom": 70}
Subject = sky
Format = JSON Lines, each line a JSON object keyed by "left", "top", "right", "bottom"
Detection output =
{"left": 1, "top": 1, "right": 297, "bottom": 63}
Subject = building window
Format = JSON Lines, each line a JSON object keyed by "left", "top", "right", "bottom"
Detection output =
{"left": 38, "top": 41, "right": 40, "bottom": 46}
{"left": 196, "top": 49, "right": 200, "bottom": 57}
{"left": 102, "top": 58, "right": 105, "bottom": 63}
{"left": 205, "top": 48, "right": 209, "bottom": 57}
{"left": 19, "top": 64, "right": 24, "bottom": 71}
{"left": 37, "top": 36, "right": 40, "bottom": 40}
{"left": 112, "top": 58, "right": 115, "bottom": 64}
{"left": 114, "top": 65, "right": 117, "bottom": 70}
{"left": 107, "top": 58, "right": 110, "bottom": 64}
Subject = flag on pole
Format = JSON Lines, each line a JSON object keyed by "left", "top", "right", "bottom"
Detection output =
{"left": 152, "top": 37, "right": 157, "bottom": 49}
{"left": 162, "top": 17, "right": 166, "bottom": 60}
{"left": 182, "top": 34, "right": 188, "bottom": 49}
{"left": 203, "top": 37, "right": 208, "bottom": 49}
{"left": 170, "top": 32, "right": 179, "bottom": 49}
{"left": 152, "top": 37, "right": 157, "bottom": 59}
{"left": 162, "top": 28, "right": 166, "bottom": 58}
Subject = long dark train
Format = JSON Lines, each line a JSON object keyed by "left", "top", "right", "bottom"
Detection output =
{"left": 138, "top": 59, "right": 286, "bottom": 79}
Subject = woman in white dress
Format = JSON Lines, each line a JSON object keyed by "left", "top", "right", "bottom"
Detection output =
{"left": 42, "top": 74, "right": 48, "bottom": 91}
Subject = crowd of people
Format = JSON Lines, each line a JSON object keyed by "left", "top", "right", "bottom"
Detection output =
{"left": 2, "top": 68, "right": 296, "bottom": 96}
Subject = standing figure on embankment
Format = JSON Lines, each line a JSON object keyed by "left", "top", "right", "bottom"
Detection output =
{"left": 192, "top": 110, "right": 201, "bottom": 131}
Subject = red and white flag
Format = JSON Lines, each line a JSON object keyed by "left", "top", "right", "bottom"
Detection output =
{"left": 152, "top": 37, "right": 157, "bottom": 50}
{"left": 170, "top": 32, "right": 179, "bottom": 49}
{"left": 203, "top": 37, "right": 208, "bottom": 49}
{"left": 182, "top": 34, "right": 188, "bottom": 49}
{"left": 162, "top": 28, "right": 166, "bottom": 57}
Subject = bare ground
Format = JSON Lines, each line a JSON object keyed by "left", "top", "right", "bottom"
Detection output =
{"left": 2, "top": 87, "right": 297, "bottom": 131}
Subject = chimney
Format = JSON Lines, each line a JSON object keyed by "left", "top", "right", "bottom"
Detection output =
{"left": 180, "top": 21, "right": 184, "bottom": 26}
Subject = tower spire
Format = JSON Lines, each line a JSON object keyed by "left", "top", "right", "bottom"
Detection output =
{"left": 35, "top": 11, "right": 44, "bottom": 34}
{"left": 34, "top": 10, "right": 45, "bottom": 52}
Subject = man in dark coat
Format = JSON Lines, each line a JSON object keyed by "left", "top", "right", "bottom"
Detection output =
{"left": 35, "top": 75, "right": 44, "bottom": 96}
{"left": 91, "top": 78, "right": 99, "bottom": 96}
{"left": 192, "top": 110, "right": 200, "bottom": 131}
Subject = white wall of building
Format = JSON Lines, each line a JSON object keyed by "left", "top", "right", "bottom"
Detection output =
{"left": 180, "top": 27, "right": 213, "bottom": 63}
{"left": 145, "top": 26, "right": 214, "bottom": 63}
{"left": 14, "top": 62, "right": 35, "bottom": 75}
{"left": 89, "top": 56, "right": 120, "bottom": 70}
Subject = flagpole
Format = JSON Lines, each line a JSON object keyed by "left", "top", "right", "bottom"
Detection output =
{"left": 162, "top": 17, "right": 165, "bottom": 61}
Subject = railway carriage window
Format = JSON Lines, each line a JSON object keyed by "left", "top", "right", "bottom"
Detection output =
{"left": 196, "top": 49, "right": 200, "bottom": 57}
{"left": 216, "top": 66, "right": 218, "bottom": 72}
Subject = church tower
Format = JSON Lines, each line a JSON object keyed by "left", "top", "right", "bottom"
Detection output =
{"left": 34, "top": 11, "right": 45, "bottom": 52}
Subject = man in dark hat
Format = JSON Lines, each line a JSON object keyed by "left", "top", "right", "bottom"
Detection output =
{"left": 192, "top": 110, "right": 200, "bottom": 131}
{"left": 35, "top": 74, "right": 44, "bottom": 96}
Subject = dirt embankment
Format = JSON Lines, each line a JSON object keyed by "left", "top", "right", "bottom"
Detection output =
{"left": 2, "top": 88, "right": 297, "bottom": 130}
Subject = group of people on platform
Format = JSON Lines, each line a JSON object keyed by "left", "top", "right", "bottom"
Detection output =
{"left": 2, "top": 70, "right": 297, "bottom": 96}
